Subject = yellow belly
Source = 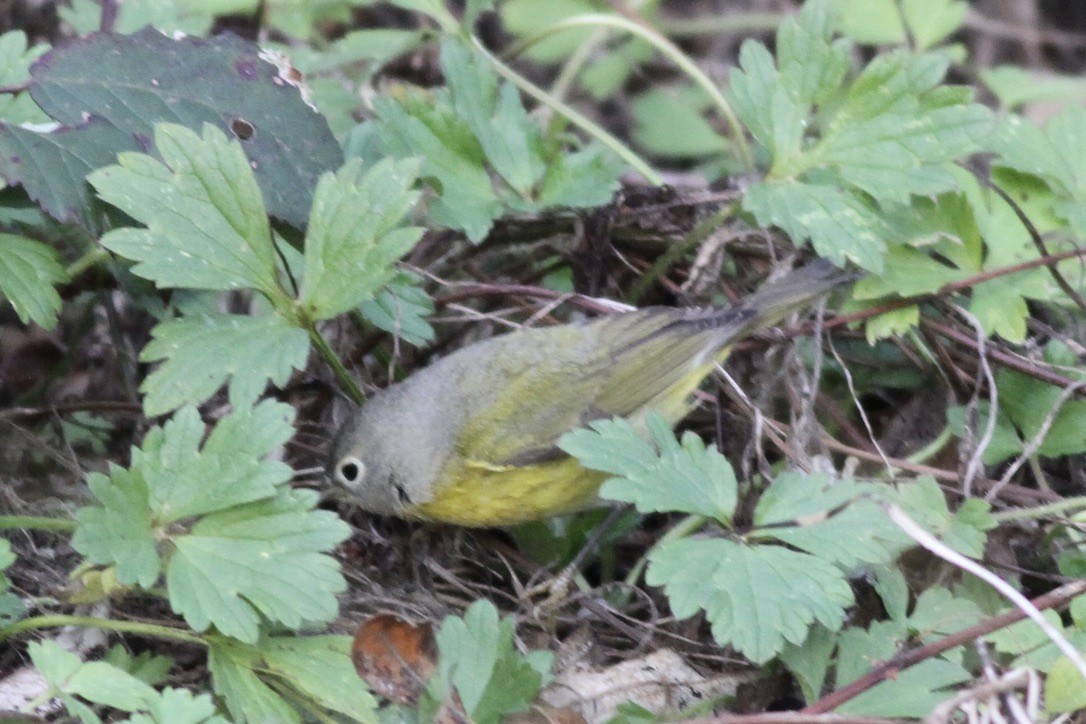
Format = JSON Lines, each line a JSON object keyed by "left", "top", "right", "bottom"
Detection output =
{"left": 409, "top": 457, "right": 608, "bottom": 527}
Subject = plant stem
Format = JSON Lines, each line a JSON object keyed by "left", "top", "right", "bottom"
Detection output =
{"left": 473, "top": 38, "right": 664, "bottom": 185}
{"left": 2, "top": 614, "right": 208, "bottom": 646}
{"left": 991, "top": 495, "right": 1086, "bottom": 522}
{"left": 626, "top": 203, "right": 736, "bottom": 304}
{"left": 66, "top": 246, "right": 110, "bottom": 278}
{"left": 0, "top": 516, "right": 77, "bottom": 533}
{"left": 306, "top": 324, "right": 364, "bottom": 405}
{"left": 505, "top": 13, "right": 754, "bottom": 171}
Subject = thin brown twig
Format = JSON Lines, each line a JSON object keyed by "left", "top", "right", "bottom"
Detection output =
{"left": 800, "top": 578, "right": 1086, "bottom": 714}
{"left": 979, "top": 177, "right": 1086, "bottom": 315}
{"left": 821, "top": 246, "right": 1086, "bottom": 332}
{"left": 924, "top": 318, "right": 1085, "bottom": 396}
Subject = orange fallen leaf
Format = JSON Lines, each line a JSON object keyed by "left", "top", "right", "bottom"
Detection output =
{"left": 351, "top": 613, "right": 437, "bottom": 705}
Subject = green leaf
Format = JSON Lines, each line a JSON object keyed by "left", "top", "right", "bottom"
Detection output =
{"left": 1046, "top": 656, "right": 1086, "bottom": 713}
{"left": 780, "top": 624, "right": 837, "bottom": 703}
{"left": 838, "top": 658, "right": 971, "bottom": 716}
{"left": 103, "top": 646, "right": 172, "bottom": 687}
{"left": 631, "top": 87, "right": 729, "bottom": 160}
{"left": 894, "top": 477, "right": 993, "bottom": 558}
{"left": 74, "top": 465, "right": 160, "bottom": 587}
{"left": 299, "top": 157, "right": 422, "bottom": 320}
{"left": 260, "top": 636, "right": 378, "bottom": 722}
{"left": 30, "top": 641, "right": 158, "bottom": 713}
{"left": 559, "top": 414, "right": 738, "bottom": 523}
{"left": 729, "top": 0, "right": 990, "bottom": 273}
{"left": 907, "top": 587, "right": 985, "bottom": 639}
{"left": 0, "top": 117, "right": 134, "bottom": 229}
{"left": 442, "top": 41, "right": 545, "bottom": 196}
{"left": 0, "top": 233, "right": 68, "bottom": 329}
{"left": 0, "top": 30, "right": 48, "bottom": 124}
{"left": 646, "top": 537, "right": 853, "bottom": 663}
{"left": 72, "top": 400, "right": 341, "bottom": 634}
{"left": 124, "top": 687, "right": 228, "bottom": 724}
{"left": 813, "top": 51, "right": 992, "bottom": 201}
{"left": 59, "top": 0, "right": 217, "bottom": 35}
{"left": 359, "top": 270, "right": 435, "bottom": 347}
{"left": 427, "top": 600, "right": 551, "bottom": 724}
{"left": 372, "top": 93, "right": 499, "bottom": 242}
{"left": 536, "top": 145, "right": 622, "bottom": 208}
{"left": 18, "top": 27, "right": 341, "bottom": 228}
{"left": 743, "top": 180, "right": 889, "bottom": 271}
{"left": 168, "top": 488, "right": 348, "bottom": 642}
{"left": 996, "top": 368, "right": 1086, "bottom": 458}
{"left": 140, "top": 313, "right": 311, "bottom": 416}
{"left": 208, "top": 638, "right": 300, "bottom": 723}
{"left": 901, "top": 0, "right": 967, "bottom": 51}
{"left": 91, "top": 123, "right": 282, "bottom": 299}
{"left": 753, "top": 473, "right": 900, "bottom": 566}
{"left": 828, "top": 0, "right": 905, "bottom": 44}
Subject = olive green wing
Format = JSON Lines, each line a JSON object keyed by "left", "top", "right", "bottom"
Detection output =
{"left": 456, "top": 308, "right": 728, "bottom": 467}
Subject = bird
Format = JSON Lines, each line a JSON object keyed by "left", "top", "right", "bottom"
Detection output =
{"left": 329, "top": 260, "right": 851, "bottom": 527}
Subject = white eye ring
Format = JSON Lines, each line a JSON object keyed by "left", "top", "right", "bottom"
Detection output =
{"left": 335, "top": 456, "right": 366, "bottom": 488}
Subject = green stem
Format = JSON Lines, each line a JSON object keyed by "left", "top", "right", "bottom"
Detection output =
{"left": 623, "top": 514, "right": 707, "bottom": 589}
{"left": 505, "top": 14, "right": 754, "bottom": 171}
{"left": 991, "top": 495, "right": 1086, "bottom": 523}
{"left": 306, "top": 325, "right": 364, "bottom": 405}
{"left": 472, "top": 38, "right": 664, "bottom": 185}
{"left": 66, "top": 246, "right": 110, "bottom": 278}
{"left": 2, "top": 614, "right": 208, "bottom": 646}
{"left": 0, "top": 516, "right": 77, "bottom": 533}
{"left": 904, "top": 425, "right": 953, "bottom": 466}
{"left": 657, "top": 11, "right": 785, "bottom": 37}
{"left": 626, "top": 203, "right": 737, "bottom": 304}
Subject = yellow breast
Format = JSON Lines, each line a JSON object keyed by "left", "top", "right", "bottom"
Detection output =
{"left": 409, "top": 456, "right": 608, "bottom": 527}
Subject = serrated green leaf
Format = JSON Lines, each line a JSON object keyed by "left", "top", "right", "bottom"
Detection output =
{"left": 894, "top": 476, "right": 993, "bottom": 558}
{"left": 443, "top": 41, "right": 545, "bottom": 196}
{"left": 873, "top": 565, "right": 910, "bottom": 623}
{"left": 74, "top": 466, "right": 160, "bottom": 587}
{"left": 907, "top": 587, "right": 985, "bottom": 639}
{"left": 208, "top": 638, "right": 300, "bottom": 724}
{"left": 744, "top": 180, "right": 888, "bottom": 271}
{"left": 429, "top": 600, "right": 550, "bottom": 724}
{"left": 753, "top": 473, "right": 899, "bottom": 566}
{"left": 73, "top": 402, "right": 299, "bottom": 592}
{"left": 60, "top": 0, "right": 216, "bottom": 35}
{"left": 780, "top": 624, "right": 837, "bottom": 703}
{"left": 140, "top": 402, "right": 295, "bottom": 521}
{"left": 828, "top": 0, "right": 905, "bottom": 44}
{"left": 261, "top": 636, "right": 377, "bottom": 723}
{"left": 125, "top": 687, "right": 228, "bottom": 724}
{"left": 102, "top": 646, "right": 172, "bottom": 687}
{"left": 168, "top": 488, "right": 348, "bottom": 642}
{"left": 647, "top": 537, "right": 853, "bottom": 663}
{"left": 838, "top": 658, "right": 970, "bottom": 716}
{"left": 560, "top": 414, "right": 738, "bottom": 522}
{"left": 0, "top": 31, "right": 48, "bottom": 124}
{"left": 997, "top": 368, "right": 1086, "bottom": 458}
{"left": 536, "top": 145, "right": 622, "bottom": 208}
{"left": 902, "top": 0, "right": 967, "bottom": 51}
{"left": 30, "top": 641, "right": 157, "bottom": 714}
{"left": 359, "top": 270, "right": 435, "bottom": 346}
{"left": 299, "top": 157, "right": 422, "bottom": 320}
{"left": 91, "top": 123, "right": 282, "bottom": 299}
{"left": 26, "top": 28, "right": 341, "bottom": 228}
{"left": 140, "top": 313, "right": 310, "bottom": 416}
{"left": 0, "top": 233, "right": 68, "bottom": 329}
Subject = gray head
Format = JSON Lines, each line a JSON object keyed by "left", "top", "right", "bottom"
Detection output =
{"left": 327, "top": 400, "right": 412, "bottom": 517}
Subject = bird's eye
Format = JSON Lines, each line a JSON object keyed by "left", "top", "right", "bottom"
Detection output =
{"left": 335, "top": 456, "right": 365, "bottom": 488}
